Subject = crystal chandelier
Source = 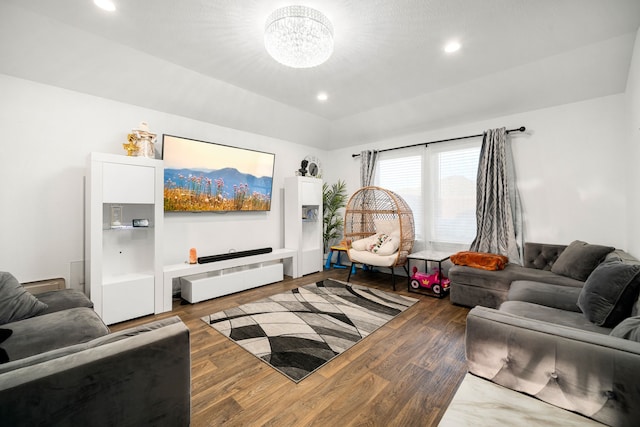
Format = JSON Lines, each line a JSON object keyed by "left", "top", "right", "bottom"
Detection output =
{"left": 264, "top": 5, "right": 334, "bottom": 68}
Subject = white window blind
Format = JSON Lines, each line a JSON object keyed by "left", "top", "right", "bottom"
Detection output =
{"left": 374, "top": 141, "right": 480, "bottom": 251}
{"left": 375, "top": 150, "right": 424, "bottom": 240}
{"left": 428, "top": 143, "right": 480, "bottom": 245}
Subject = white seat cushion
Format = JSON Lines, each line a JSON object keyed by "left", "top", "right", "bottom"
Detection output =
{"left": 351, "top": 233, "right": 400, "bottom": 256}
{"left": 348, "top": 249, "right": 397, "bottom": 267}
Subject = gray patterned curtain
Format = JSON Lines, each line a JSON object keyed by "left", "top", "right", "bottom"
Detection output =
{"left": 360, "top": 150, "right": 378, "bottom": 187}
{"left": 470, "top": 127, "right": 523, "bottom": 264}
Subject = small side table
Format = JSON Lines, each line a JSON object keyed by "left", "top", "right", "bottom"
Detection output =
{"left": 325, "top": 245, "right": 356, "bottom": 275}
{"left": 407, "top": 250, "right": 451, "bottom": 298}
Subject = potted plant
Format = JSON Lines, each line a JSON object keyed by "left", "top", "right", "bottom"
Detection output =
{"left": 322, "top": 180, "right": 348, "bottom": 253}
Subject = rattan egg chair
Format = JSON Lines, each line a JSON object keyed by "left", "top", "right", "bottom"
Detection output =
{"left": 344, "top": 186, "right": 415, "bottom": 290}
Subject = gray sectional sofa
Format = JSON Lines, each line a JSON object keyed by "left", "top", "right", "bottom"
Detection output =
{"left": 0, "top": 272, "right": 191, "bottom": 426}
{"left": 449, "top": 242, "right": 640, "bottom": 426}
{"left": 449, "top": 242, "right": 586, "bottom": 308}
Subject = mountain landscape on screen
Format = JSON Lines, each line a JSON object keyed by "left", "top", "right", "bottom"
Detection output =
{"left": 164, "top": 167, "right": 273, "bottom": 212}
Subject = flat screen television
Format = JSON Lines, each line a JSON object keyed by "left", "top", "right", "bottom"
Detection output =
{"left": 161, "top": 134, "right": 275, "bottom": 212}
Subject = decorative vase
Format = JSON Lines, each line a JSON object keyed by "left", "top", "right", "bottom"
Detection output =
{"left": 126, "top": 121, "right": 157, "bottom": 159}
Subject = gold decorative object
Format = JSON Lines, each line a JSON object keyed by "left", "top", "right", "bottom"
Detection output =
{"left": 125, "top": 121, "right": 157, "bottom": 159}
{"left": 123, "top": 134, "right": 139, "bottom": 156}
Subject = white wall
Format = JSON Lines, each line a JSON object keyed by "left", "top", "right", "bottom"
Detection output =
{"left": 0, "top": 74, "right": 326, "bottom": 285}
{"left": 0, "top": 64, "right": 634, "bottom": 286}
{"left": 325, "top": 94, "right": 629, "bottom": 250}
{"left": 626, "top": 27, "right": 640, "bottom": 257}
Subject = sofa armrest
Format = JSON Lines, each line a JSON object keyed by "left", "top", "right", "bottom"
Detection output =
{"left": 0, "top": 316, "right": 190, "bottom": 426}
{"left": 466, "top": 306, "right": 640, "bottom": 427}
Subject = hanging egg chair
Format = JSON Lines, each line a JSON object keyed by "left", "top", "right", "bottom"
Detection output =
{"left": 343, "top": 186, "right": 415, "bottom": 290}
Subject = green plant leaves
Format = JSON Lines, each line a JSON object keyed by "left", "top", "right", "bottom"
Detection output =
{"left": 322, "top": 180, "right": 348, "bottom": 252}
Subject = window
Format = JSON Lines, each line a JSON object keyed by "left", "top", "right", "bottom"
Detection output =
{"left": 375, "top": 140, "right": 481, "bottom": 251}
{"left": 376, "top": 149, "right": 423, "bottom": 240}
{"left": 428, "top": 141, "right": 481, "bottom": 249}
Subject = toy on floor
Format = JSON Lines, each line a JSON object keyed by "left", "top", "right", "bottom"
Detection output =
{"left": 410, "top": 266, "right": 451, "bottom": 295}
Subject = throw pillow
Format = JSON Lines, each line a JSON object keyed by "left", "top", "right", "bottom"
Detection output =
{"left": 374, "top": 232, "right": 401, "bottom": 256}
{"left": 0, "top": 272, "right": 48, "bottom": 325}
{"left": 450, "top": 251, "right": 509, "bottom": 271}
{"left": 351, "top": 234, "right": 379, "bottom": 251}
{"left": 577, "top": 260, "right": 640, "bottom": 327}
{"left": 374, "top": 219, "right": 399, "bottom": 236}
{"left": 368, "top": 233, "right": 390, "bottom": 254}
{"left": 551, "top": 240, "right": 615, "bottom": 281}
{"left": 610, "top": 316, "right": 640, "bottom": 342}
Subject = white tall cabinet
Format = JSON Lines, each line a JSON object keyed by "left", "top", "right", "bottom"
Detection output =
{"left": 284, "top": 176, "right": 323, "bottom": 276}
{"left": 85, "top": 153, "right": 167, "bottom": 325}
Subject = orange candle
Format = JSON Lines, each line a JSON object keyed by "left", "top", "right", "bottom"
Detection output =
{"left": 189, "top": 248, "right": 197, "bottom": 264}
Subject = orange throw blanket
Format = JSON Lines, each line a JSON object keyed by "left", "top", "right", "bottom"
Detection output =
{"left": 450, "top": 251, "right": 509, "bottom": 271}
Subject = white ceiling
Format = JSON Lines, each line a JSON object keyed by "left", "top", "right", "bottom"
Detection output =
{"left": 1, "top": 0, "right": 639, "bottom": 149}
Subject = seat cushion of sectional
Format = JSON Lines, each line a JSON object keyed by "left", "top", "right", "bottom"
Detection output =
{"left": 507, "top": 281, "right": 583, "bottom": 312}
{"left": 0, "top": 307, "right": 109, "bottom": 363}
{"left": 499, "top": 301, "right": 611, "bottom": 335}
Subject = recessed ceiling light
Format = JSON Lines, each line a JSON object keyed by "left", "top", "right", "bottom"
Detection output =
{"left": 317, "top": 92, "right": 328, "bottom": 101}
{"left": 94, "top": 0, "right": 116, "bottom": 12}
{"left": 444, "top": 41, "right": 461, "bottom": 53}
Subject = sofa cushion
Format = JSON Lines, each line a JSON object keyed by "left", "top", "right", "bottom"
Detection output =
{"left": 499, "top": 301, "right": 612, "bottom": 334}
{"left": 605, "top": 250, "right": 640, "bottom": 316}
{"left": 35, "top": 289, "right": 93, "bottom": 315}
{"left": 449, "top": 264, "right": 584, "bottom": 293}
{"left": 0, "top": 272, "right": 48, "bottom": 325}
{"left": 550, "top": 240, "right": 614, "bottom": 281}
{"left": 507, "top": 281, "right": 583, "bottom": 312}
{"left": 374, "top": 219, "right": 399, "bottom": 235}
{"left": 610, "top": 316, "right": 640, "bottom": 342}
{"left": 522, "top": 242, "right": 567, "bottom": 270}
{"left": 605, "top": 249, "right": 640, "bottom": 266}
{"left": 577, "top": 260, "right": 640, "bottom": 327}
{"left": 0, "top": 307, "right": 109, "bottom": 363}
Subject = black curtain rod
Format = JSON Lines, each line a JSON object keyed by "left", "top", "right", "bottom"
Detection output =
{"left": 351, "top": 126, "right": 526, "bottom": 157}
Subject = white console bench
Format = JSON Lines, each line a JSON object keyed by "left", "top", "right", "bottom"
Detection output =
{"left": 163, "top": 248, "right": 299, "bottom": 304}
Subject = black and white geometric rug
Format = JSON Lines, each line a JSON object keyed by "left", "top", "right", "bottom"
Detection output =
{"left": 201, "top": 278, "right": 418, "bottom": 382}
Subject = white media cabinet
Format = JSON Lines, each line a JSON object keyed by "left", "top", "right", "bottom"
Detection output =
{"left": 86, "top": 153, "right": 167, "bottom": 325}
{"left": 284, "top": 176, "right": 323, "bottom": 276}
{"left": 163, "top": 248, "right": 299, "bottom": 304}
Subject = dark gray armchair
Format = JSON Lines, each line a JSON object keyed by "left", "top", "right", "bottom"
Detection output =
{"left": 0, "top": 315, "right": 191, "bottom": 426}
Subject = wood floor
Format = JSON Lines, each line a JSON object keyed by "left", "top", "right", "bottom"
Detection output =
{"left": 112, "top": 269, "right": 471, "bottom": 426}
